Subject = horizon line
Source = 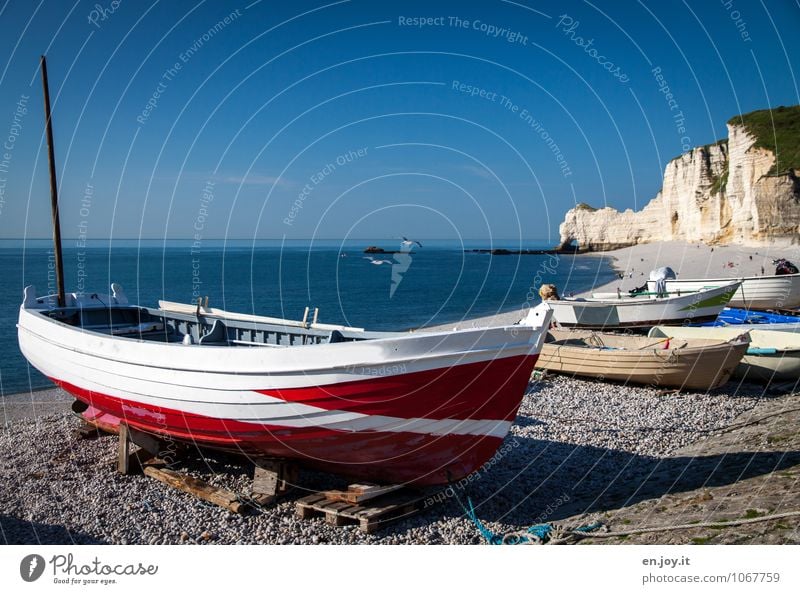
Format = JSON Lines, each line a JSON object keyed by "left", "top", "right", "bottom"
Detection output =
{"left": 0, "top": 237, "right": 555, "bottom": 242}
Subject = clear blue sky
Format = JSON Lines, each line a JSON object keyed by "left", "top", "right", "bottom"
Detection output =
{"left": 0, "top": 0, "right": 798, "bottom": 243}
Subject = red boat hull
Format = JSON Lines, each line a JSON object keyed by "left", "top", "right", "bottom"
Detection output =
{"left": 54, "top": 353, "right": 538, "bottom": 486}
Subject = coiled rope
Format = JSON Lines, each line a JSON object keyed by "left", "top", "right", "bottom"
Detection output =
{"left": 458, "top": 493, "right": 800, "bottom": 545}
{"left": 459, "top": 495, "right": 605, "bottom": 545}
{"left": 556, "top": 510, "right": 800, "bottom": 542}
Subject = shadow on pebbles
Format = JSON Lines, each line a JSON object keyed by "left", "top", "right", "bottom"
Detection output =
{"left": 1, "top": 376, "right": 798, "bottom": 545}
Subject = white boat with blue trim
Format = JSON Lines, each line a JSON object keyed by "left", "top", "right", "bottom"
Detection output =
{"left": 548, "top": 282, "right": 741, "bottom": 329}
{"left": 645, "top": 273, "right": 800, "bottom": 311}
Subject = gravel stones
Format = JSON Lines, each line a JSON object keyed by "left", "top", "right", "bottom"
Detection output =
{"left": 0, "top": 378, "right": 780, "bottom": 544}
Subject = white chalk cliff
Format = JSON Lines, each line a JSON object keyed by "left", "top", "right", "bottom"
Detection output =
{"left": 559, "top": 111, "right": 800, "bottom": 249}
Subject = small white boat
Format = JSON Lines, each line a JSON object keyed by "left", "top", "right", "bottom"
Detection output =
{"left": 17, "top": 284, "right": 553, "bottom": 486}
{"left": 648, "top": 325, "right": 800, "bottom": 383}
{"left": 537, "top": 330, "right": 748, "bottom": 390}
{"left": 646, "top": 274, "right": 800, "bottom": 310}
{"left": 548, "top": 282, "right": 740, "bottom": 329}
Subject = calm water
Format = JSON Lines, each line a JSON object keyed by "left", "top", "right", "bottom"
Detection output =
{"left": 0, "top": 239, "right": 614, "bottom": 395}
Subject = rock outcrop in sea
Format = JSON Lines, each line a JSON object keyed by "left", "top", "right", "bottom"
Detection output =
{"left": 559, "top": 105, "right": 800, "bottom": 250}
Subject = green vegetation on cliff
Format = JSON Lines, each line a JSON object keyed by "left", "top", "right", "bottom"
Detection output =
{"left": 710, "top": 167, "right": 728, "bottom": 196}
{"left": 729, "top": 105, "right": 800, "bottom": 174}
{"left": 574, "top": 202, "right": 597, "bottom": 211}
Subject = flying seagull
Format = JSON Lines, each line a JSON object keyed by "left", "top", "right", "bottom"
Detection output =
{"left": 401, "top": 236, "right": 423, "bottom": 248}
{"left": 363, "top": 256, "right": 392, "bottom": 265}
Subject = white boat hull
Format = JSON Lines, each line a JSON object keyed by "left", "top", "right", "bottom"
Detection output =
{"left": 549, "top": 283, "right": 740, "bottom": 329}
{"left": 647, "top": 274, "right": 800, "bottom": 310}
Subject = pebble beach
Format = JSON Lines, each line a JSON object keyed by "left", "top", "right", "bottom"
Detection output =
{"left": 2, "top": 377, "right": 797, "bottom": 545}
{"left": 2, "top": 240, "right": 799, "bottom": 545}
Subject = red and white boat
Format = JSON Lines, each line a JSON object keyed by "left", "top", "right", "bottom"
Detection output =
{"left": 21, "top": 58, "right": 554, "bottom": 487}
{"left": 18, "top": 285, "right": 552, "bottom": 486}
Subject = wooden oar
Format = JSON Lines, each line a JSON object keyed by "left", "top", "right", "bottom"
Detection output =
{"left": 638, "top": 336, "right": 671, "bottom": 350}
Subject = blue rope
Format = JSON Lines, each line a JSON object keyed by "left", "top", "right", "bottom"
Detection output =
{"left": 458, "top": 494, "right": 603, "bottom": 545}
{"left": 527, "top": 524, "right": 554, "bottom": 540}
{"left": 464, "top": 497, "right": 504, "bottom": 544}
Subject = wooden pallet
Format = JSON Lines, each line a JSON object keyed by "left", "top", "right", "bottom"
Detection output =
{"left": 115, "top": 425, "right": 426, "bottom": 523}
{"left": 323, "top": 483, "right": 403, "bottom": 504}
{"left": 295, "top": 486, "right": 435, "bottom": 533}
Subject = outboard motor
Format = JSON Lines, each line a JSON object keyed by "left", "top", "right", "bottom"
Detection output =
{"left": 648, "top": 266, "right": 677, "bottom": 297}
{"left": 774, "top": 259, "right": 799, "bottom": 275}
{"left": 628, "top": 282, "right": 648, "bottom": 296}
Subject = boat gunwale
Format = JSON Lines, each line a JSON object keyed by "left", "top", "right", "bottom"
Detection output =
{"left": 19, "top": 303, "right": 537, "bottom": 345}
{"left": 543, "top": 338, "right": 748, "bottom": 356}
{"left": 18, "top": 306, "right": 547, "bottom": 377}
{"left": 657, "top": 272, "right": 800, "bottom": 284}
{"left": 564, "top": 281, "right": 741, "bottom": 306}
{"left": 19, "top": 323, "right": 539, "bottom": 376}
{"left": 649, "top": 326, "right": 800, "bottom": 354}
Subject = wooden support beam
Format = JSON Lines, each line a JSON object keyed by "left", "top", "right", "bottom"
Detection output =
{"left": 253, "top": 464, "right": 280, "bottom": 496}
{"left": 117, "top": 423, "right": 130, "bottom": 475}
{"left": 143, "top": 466, "right": 243, "bottom": 514}
{"left": 251, "top": 457, "right": 297, "bottom": 505}
{"left": 117, "top": 423, "right": 166, "bottom": 475}
{"left": 324, "top": 483, "right": 403, "bottom": 504}
{"left": 127, "top": 425, "right": 163, "bottom": 457}
{"left": 117, "top": 423, "right": 244, "bottom": 513}
{"left": 74, "top": 422, "right": 102, "bottom": 440}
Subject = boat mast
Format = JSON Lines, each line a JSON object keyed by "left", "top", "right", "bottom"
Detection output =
{"left": 40, "top": 55, "right": 65, "bottom": 307}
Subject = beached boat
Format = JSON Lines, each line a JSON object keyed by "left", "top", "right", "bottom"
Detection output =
{"left": 536, "top": 330, "right": 748, "bottom": 390}
{"left": 548, "top": 282, "right": 740, "bottom": 329}
{"left": 19, "top": 60, "right": 558, "bottom": 487}
{"left": 649, "top": 326, "right": 800, "bottom": 383}
{"left": 645, "top": 274, "right": 800, "bottom": 310}
{"left": 697, "top": 307, "right": 800, "bottom": 327}
{"left": 17, "top": 285, "right": 553, "bottom": 486}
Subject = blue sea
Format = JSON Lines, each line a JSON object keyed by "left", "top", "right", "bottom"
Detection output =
{"left": 0, "top": 239, "right": 615, "bottom": 395}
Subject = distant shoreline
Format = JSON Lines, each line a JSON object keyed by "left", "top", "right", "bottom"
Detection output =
{"left": 429, "top": 239, "right": 799, "bottom": 327}
{"left": 584, "top": 240, "right": 796, "bottom": 296}
{"left": 0, "top": 238, "right": 567, "bottom": 247}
